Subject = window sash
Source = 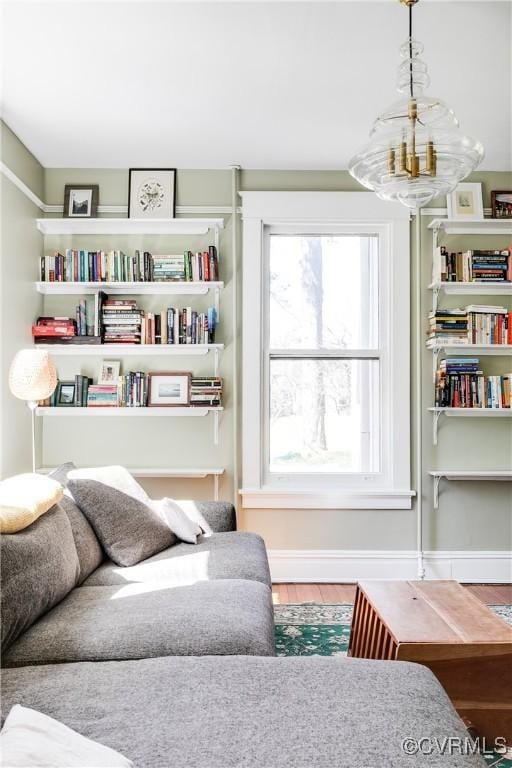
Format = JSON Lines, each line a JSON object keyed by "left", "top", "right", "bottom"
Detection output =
{"left": 262, "top": 225, "right": 389, "bottom": 489}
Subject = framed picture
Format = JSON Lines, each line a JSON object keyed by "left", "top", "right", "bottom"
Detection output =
{"left": 128, "top": 169, "right": 176, "bottom": 219}
{"left": 98, "top": 360, "right": 120, "bottom": 385}
{"left": 446, "top": 183, "right": 484, "bottom": 221}
{"left": 148, "top": 372, "right": 191, "bottom": 407}
{"left": 56, "top": 381, "right": 76, "bottom": 407}
{"left": 63, "top": 185, "right": 99, "bottom": 218}
{"left": 491, "top": 191, "right": 512, "bottom": 219}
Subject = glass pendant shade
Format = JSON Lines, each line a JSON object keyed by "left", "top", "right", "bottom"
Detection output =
{"left": 349, "top": 32, "right": 484, "bottom": 209}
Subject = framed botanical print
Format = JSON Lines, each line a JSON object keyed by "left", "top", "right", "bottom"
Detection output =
{"left": 128, "top": 169, "right": 176, "bottom": 219}
{"left": 446, "top": 183, "right": 484, "bottom": 221}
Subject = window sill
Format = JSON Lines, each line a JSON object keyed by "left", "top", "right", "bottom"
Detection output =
{"left": 239, "top": 489, "right": 416, "bottom": 510}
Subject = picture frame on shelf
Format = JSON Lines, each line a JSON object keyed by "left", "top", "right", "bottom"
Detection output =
{"left": 128, "top": 168, "right": 176, "bottom": 219}
{"left": 56, "top": 381, "right": 76, "bottom": 406}
{"left": 98, "top": 360, "right": 121, "bottom": 385}
{"left": 446, "top": 183, "right": 484, "bottom": 221}
{"left": 148, "top": 371, "right": 191, "bottom": 407}
{"left": 491, "top": 190, "right": 512, "bottom": 219}
{"left": 63, "top": 185, "right": 99, "bottom": 218}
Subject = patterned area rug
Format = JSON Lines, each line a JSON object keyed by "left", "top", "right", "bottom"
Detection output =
{"left": 274, "top": 603, "right": 512, "bottom": 768}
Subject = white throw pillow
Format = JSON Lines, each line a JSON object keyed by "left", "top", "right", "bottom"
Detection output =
{"left": 0, "top": 705, "right": 133, "bottom": 767}
{"left": 67, "top": 466, "right": 149, "bottom": 504}
{"left": 152, "top": 497, "right": 202, "bottom": 544}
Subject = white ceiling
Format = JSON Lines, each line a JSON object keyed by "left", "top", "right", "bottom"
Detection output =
{"left": 1, "top": 1, "right": 511, "bottom": 169}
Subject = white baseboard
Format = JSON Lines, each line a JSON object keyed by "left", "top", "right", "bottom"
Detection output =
{"left": 268, "top": 549, "right": 512, "bottom": 584}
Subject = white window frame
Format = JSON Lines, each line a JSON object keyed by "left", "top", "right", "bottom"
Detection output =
{"left": 240, "top": 191, "right": 414, "bottom": 510}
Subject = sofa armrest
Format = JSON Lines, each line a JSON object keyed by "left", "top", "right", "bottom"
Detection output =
{"left": 177, "top": 500, "right": 237, "bottom": 533}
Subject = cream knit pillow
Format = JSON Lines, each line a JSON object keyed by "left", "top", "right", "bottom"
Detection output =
{"left": 0, "top": 474, "right": 63, "bottom": 533}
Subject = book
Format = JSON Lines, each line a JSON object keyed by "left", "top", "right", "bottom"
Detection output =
{"left": 432, "top": 246, "right": 512, "bottom": 283}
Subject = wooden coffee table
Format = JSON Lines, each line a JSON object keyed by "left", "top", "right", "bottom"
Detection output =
{"left": 348, "top": 580, "right": 512, "bottom": 743}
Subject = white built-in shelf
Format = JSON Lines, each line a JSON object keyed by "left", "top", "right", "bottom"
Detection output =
{"left": 429, "top": 281, "right": 512, "bottom": 297}
{"left": 38, "top": 465, "right": 225, "bottom": 498}
{"left": 428, "top": 469, "right": 512, "bottom": 509}
{"left": 427, "top": 343, "right": 512, "bottom": 356}
{"left": 36, "top": 218, "right": 224, "bottom": 236}
{"left": 429, "top": 406, "right": 512, "bottom": 444}
{"left": 36, "top": 407, "right": 223, "bottom": 417}
{"left": 34, "top": 343, "right": 224, "bottom": 357}
{"left": 429, "top": 407, "right": 512, "bottom": 417}
{"left": 36, "top": 281, "right": 224, "bottom": 296}
{"left": 428, "top": 219, "right": 512, "bottom": 236}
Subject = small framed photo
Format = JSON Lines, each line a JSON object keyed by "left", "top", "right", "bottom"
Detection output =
{"left": 491, "top": 191, "right": 512, "bottom": 219}
{"left": 98, "top": 360, "right": 120, "bottom": 385}
{"left": 63, "top": 185, "right": 99, "bottom": 218}
{"left": 148, "top": 372, "right": 191, "bottom": 407}
{"left": 447, "top": 183, "right": 484, "bottom": 221}
{"left": 56, "top": 381, "right": 76, "bottom": 407}
{"left": 128, "top": 169, "right": 176, "bottom": 219}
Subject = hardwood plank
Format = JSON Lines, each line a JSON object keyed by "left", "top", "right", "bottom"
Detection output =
{"left": 271, "top": 583, "right": 511, "bottom": 606}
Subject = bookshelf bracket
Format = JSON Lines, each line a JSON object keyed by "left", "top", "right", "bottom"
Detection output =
{"left": 432, "top": 408, "right": 442, "bottom": 446}
{"left": 213, "top": 474, "right": 219, "bottom": 501}
{"left": 432, "top": 474, "right": 441, "bottom": 509}
{"left": 431, "top": 285, "right": 440, "bottom": 314}
{"left": 213, "top": 410, "right": 220, "bottom": 445}
{"left": 214, "top": 285, "right": 221, "bottom": 320}
{"left": 432, "top": 346, "right": 440, "bottom": 383}
{"left": 214, "top": 347, "right": 220, "bottom": 377}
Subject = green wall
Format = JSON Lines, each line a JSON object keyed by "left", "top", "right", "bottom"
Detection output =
{"left": 1, "top": 119, "right": 511, "bottom": 553}
{"left": 0, "top": 122, "right": 44, "bottom": 477}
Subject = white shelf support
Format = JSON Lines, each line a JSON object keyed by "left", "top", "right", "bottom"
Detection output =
{"left": 213, "top": 473, "right": 219, "bottom": 501}
{"left": 433, "top": 474, "right": 441, "bottom": 510}
{"left": 432, "top": 408, "right": 442, "bottom": 446}
{"left": 213, "top": 409, "right": 220, "bottom": 445}
{"left": 431, "top": 284, "right": 440, "bottom": 314}
{"left": 214, "top": 284, "right": 221, "bottom": 320}
{"left": 213, "top": 347, "right": 220, "bottom": 377}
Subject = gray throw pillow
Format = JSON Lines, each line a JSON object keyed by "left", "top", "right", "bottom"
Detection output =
{"left": 67, "top": 480, "right": 176, "bottom": 567}
{"left": 1, "top": 505, "right": 80, "bottom": 652}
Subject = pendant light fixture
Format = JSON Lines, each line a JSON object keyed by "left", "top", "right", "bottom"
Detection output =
{"left": 348, "top": 0, "right": 484, "bottom": 209}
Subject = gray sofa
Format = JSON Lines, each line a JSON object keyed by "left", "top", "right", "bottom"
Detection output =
{"left": 0, "top": 469, "right": 486, "bottom": 767}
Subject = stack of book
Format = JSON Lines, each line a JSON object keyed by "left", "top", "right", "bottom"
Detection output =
{"left": 152, "top": 255, "right": 186, "bottom": 281}
{"left": 102, "top": 299, "right": 142, "bottom": 344}
{"left": 32, "top": 317, "right": 76, "bottom": 343}
{"left": 117, "top": 372, "right": 148, "bottom": 407}
{"left": 40, "top": 247, "right": 219, "bottom": 283}
{"left": 190, "top": 377, "right": 222, "bottom": 407}
{"left": 428, "top": 306, "right": 512, "bottom": 346}
{"left": 87, "top": 384, "right": 118, "bottom": 407}
{"left": 432, "top": 246, "right": 512, "bottom": 283}
{"left": 435, "top": 358, "right": 512, "bottom": 408}
{"left": 427, "top": 309, "right": 468, "bottom": 345}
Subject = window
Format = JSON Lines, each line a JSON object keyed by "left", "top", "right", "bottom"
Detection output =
{"left": 241, "top": 192, "right": 413, "bottom": 509}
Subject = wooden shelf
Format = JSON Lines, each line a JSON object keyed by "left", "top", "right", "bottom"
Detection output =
{"left": 36, "top": 407, "right": 223, "bottom": 417}
{"left": 428, "top": 219, "right": 512, "bottom": 235}
{"left": 34, "top": 343, "right": 224, "bottom": 357}
{"left": 36, "top": 281, "right": 224, "bottom": 296}
{"left": 36, "top": 218, "right": 224, "bottom": 236}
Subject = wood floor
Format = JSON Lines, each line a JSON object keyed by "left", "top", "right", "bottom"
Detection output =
{"left": 272, "top": 583, "right": 512, "bottom": 605}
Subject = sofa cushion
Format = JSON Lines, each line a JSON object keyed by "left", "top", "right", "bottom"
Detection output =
{"left": 82, "top": 532, "right": 271, "bottom": 588}
{"left": 1, "top": 505, "right": 80, "bottom": 652}
{"left": 58, "top": 496, "right": 104, "bottom": 585}
{"left": 3, "top": 579, "right": 275, "bottom": 665}
{"left": 0, "top": 657, "right": 486, "bottom": 768}
{"left": 179, "top": 500, "right": 236, "bottom": 534}
{"left": 0, "top": 473, "right": 63, "bottom": 533}
{"left": 67, "top": 479, "right": 176, "bottom": 566}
